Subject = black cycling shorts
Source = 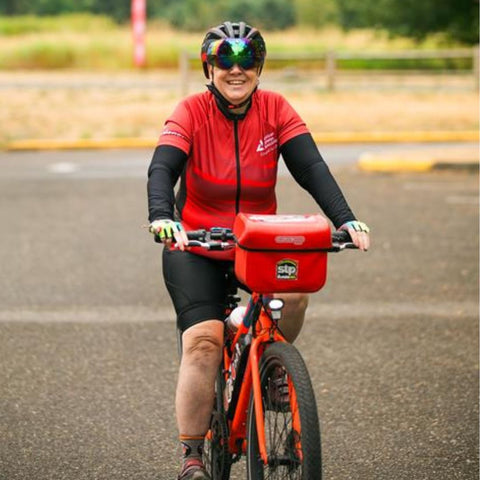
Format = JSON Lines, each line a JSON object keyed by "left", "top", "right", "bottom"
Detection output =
{"left": 162, "top": 248, "right": 247, "bottom": 332}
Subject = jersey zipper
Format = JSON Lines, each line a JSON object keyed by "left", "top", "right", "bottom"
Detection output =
{"left": 233, "top": 119, "right": 241, "bottom": 214}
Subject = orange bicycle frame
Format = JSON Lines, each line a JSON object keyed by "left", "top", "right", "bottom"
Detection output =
{"left": 225, "top": 292, "right": 288, "bottom": 465}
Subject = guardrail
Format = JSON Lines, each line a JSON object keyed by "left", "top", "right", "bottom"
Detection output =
{"left": 179, "top": 46, "right": 479, "bottom": 95}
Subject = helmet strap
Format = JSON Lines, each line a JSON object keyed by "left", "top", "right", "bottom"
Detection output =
{"left": 206, "top": 82, "right": 256, "bottom": 118}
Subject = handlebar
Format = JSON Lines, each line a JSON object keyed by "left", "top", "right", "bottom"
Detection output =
{"left": 330, "top": 230, "right": 358, "bottom": 251}
{"left": 187, "top": 227, "right": 235, "bottom": 242}
{"left": 183, "top": 227, "right": 236, "bottom": 251}
{"left": 178, "top": 227, "right": 357, "bottom": 252}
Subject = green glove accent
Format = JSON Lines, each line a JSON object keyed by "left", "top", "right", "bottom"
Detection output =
{"left": 342, "top": 221, "right": 370, "bottom": 233}
{"left": 149, "top": 219, "right": 184, "bottom": 240}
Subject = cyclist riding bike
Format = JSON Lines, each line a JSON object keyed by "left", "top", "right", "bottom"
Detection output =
{"left": 147, "top": 20, "right": 370, "bottom": 480}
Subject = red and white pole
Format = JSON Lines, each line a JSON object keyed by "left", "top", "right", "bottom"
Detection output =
{"left": 131, "top": 0, "right": 146, "bottom": 68}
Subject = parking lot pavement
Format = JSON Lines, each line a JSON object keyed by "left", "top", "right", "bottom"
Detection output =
{"left": 0, "top": 150, "right": 478, "bottom": 479}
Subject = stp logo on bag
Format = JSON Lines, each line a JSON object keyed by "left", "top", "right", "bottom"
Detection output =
{"left": 276, "top": 259, "right": 298, "bottom": 280}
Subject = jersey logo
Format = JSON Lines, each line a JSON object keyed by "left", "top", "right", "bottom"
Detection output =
{"left": 256, "top": 132, "right": 278, "bottom": 155}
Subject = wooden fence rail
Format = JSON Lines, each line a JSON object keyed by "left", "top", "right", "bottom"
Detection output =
{"left": 179, "top": 47, "right": 479, "bottom": 95}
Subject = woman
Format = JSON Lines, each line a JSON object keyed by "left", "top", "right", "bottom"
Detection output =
{"left": 147, "top": 21, "right": 370, "bottom": 480}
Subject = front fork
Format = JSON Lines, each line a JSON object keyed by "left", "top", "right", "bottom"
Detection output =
{"left": 227, "top": 295, "right": 287, "bottom": 464}
{"left": 250, "top": 298, "right": 287, "bottom": 465}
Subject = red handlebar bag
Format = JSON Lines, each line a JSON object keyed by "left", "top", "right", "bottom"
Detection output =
{"left": 233, "top": 213, "right": 332, "bottom": 293}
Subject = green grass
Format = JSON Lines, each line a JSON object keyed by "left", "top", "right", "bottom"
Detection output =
{"left": 0, "top": 14, "right": 473, "bottom": 71}
{"left": 0, "top": 13, "right": 116, "bottom": 35}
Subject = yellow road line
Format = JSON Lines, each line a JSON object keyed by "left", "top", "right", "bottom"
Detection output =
{"left": 312, "top": 130, "right": 479, "bottom": 144}
{"left": 4, "top": 130, "right": 479, "bottom": 151}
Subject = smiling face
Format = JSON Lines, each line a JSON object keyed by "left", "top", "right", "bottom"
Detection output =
{"left": 209, "top": 63, "right": 259, "bottom": 109}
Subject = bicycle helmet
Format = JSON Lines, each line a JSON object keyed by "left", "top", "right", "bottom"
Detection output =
{"left": 201, "top": 21, "right": 267, "bottom": 79}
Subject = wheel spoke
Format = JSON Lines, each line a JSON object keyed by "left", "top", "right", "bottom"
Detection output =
{"left": 247, "top": 343, "right": 322, "bottom": 480}
{"left": 262, "top": 368, "right": 302, "bottom": 478}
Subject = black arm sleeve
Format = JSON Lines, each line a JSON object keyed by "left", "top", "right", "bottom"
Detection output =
{"left": 147, "top": 145, "right": 188, "bottom": 222}
{"left": 280, "top": 133, "right": 356, "bottom": 228}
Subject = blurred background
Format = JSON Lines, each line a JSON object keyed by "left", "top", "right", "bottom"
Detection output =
{"left": 0, "top": 0, "right": 478, "bottom": 146}
{"left": 1, "top": 3, "right": 478, "bottom": 479}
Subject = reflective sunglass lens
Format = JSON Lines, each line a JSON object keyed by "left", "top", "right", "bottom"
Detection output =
{"left": 213, "top": 57, "right": 257, "bottom": 70}
{"left": 207, "top": 38, "right": 261, "bottom": 70}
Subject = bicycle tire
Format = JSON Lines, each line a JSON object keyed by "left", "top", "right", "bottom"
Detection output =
{"left": 204, "top": 368, "right": 232, "bottom": 480}
{"left": 246, "top": 342, "right": 322, "bottom": 479}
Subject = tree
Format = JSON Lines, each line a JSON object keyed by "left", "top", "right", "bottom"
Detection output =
{"left": 294, "top": 0, "right": 339, "bottom": 29}
{"left": 165, "top": 0, "right": 295, "bottom": 32}
{"left": 255, "top": 0, "right": 295, "bottom": 30}
{"left": 1, "top": 0, "right": 477, "bottom": 44}
{"left": 335, "top": 0, "right": 479, "bottom": 44}
{"left": 166, "top": 0, "right": 229, "bottom": 30}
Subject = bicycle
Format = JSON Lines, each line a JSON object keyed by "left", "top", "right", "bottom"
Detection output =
{"left": 175, "top": 213, "right": 357, "bottom": 480}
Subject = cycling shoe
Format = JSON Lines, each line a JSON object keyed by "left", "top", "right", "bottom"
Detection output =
{"left": 177, "top": 459, "right": 211, "bottom": 480}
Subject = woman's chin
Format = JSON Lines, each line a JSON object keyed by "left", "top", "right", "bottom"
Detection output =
{"left": 225, "top": 93, "right": 248, "bottom": 105}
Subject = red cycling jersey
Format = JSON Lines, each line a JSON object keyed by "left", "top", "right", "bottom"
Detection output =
{"left": 157, "top": 89, "right": 308, "bottom": 258}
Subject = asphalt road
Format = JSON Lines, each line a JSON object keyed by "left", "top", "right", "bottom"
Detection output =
{"left": 0, "top": 147, "right": 478, "bottom": 480}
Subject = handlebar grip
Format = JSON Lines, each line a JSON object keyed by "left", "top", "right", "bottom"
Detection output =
{"left": 332, "top": 230, "right": 352, "bottom": 243}
{"left": 187, "top": 229, "right": 207, "bottom": 241}
{"left": 209, "top": 227, "right": 235, "bottom": 241}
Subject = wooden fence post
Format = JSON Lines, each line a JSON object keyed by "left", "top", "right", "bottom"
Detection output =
{"left": 326, "top": 50, "right": 336, "bottom": 91}
{"left": 473, "top": 45, "right": 479, "bottom": 91}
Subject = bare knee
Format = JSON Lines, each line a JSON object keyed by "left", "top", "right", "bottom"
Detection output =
{"left": 185, "top": 334, "right": 222, "bottom": 356}
{"left": 276, "top": 293, "right": 309, "bottom": 343}
{"left": 182, "top": 325, "right": 223, "bottom": 368}
{"left": 280, "top": 293, "right": 309, "bottom": 316}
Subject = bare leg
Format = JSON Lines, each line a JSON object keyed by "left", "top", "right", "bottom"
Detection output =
{"left": 275, "top": 293, "right": 309, "bottom": 343}
{"left": 176, "top": 320, "right": 224, "bottom": 436}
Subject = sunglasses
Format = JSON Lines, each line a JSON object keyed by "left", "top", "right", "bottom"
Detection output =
{"left": 205, "top": 38, "right": 264, "bottom": 70}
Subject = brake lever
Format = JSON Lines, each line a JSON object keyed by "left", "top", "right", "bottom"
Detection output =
{"left": 173, "top": 240, "right": 236, "bottom": 250}
{"left": 329, "top": 242, "right": 358, "bottom": 252}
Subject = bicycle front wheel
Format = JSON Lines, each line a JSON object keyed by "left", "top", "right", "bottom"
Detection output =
{"left": 246, "top": 342, "right": 322, "bottom": 479}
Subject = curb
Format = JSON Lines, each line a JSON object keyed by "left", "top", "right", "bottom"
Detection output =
{"left": 312, "top": 130, "right": 479, "bottom": 144}
{"left": 4, "top": 130, "right": 479, "bottom": 151}
{"left": 4, "top": 137, "right": 156, "bottom": 151}
{"left": 358, "top": 147, "right": 479, "bottom": 173}
{"left": 3, "top": 132, "right": 479, "bottom": 173}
